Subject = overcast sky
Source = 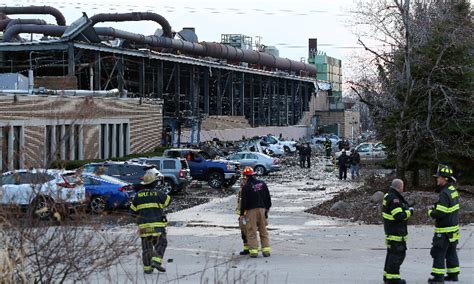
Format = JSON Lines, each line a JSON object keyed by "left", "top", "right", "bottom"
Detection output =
{"left": 5, "top": 0, "right": 366, "bottom": 84}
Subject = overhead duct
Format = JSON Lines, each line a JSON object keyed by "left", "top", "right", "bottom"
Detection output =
{"left": 0, "top": 18, "right": 47, "bottom": 31}
{"left": 89, "top": 12, "right": 173, "bottom": 38}
{"left": 3, "top": 18, "right": 316, "bottom": 76}
{"left": 0, "top": 6, "right": 66, "bottom": 26}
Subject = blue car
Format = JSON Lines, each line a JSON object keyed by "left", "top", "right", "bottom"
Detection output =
{"left": 81, "top": 174, "right": 135, "bottom": 214}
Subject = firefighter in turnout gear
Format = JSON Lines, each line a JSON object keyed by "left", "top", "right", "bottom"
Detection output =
{"left": 130, "top": 168, "right": 171, "bottom": 274}
{"left": 428, "top": 164, "right": 460, "bottom": 284}
{"left": 324, "top": 137, "right": 332, "bottom": 158}
{"left": 236, "top": 174, "right": 249, "bottom": 255}
{"left": 240, "top": 166, "right": 272, "bottom": 258}
{"left": 382, "top": 179, "right": 413, "bottom": 284}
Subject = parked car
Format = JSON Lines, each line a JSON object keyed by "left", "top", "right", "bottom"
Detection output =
{"left": 335, "top": 142, "right": 387, "bottom": 162}
{"left": 131, "top": 157, "right": 192, "bottom": 194}
{"left": 163, "top": 148, "right": 240, "bottom": 189}
{"left": 82, "top": 161, "right": 156, "bottom": 187}
{"left": 261, "top": 135, "right": 298, "bottom": 153}
{"left": 227, "top": 151, "right": 280, "bottom": 176}
{"left": 0, "top": 169, "right": 86, "bottom": 220}
{"left": 78, "top": 174, "right": 135, "bottom": 214}
{"left": 312, "top": 134, "right": 341, "bottom": 145}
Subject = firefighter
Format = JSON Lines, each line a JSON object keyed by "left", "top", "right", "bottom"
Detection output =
{"left": 240, "top": 166, "right": 272, "bottom": 258}
{"left": 428, "top": 164, "right": 460, "bottom": 284}
{"left": 236, "top": 174, "right": 249, "bottom": 255}
{"left": 324, "top": 137, "right": 332, "bottom": 158}
{"left": 382, "top": 179, "right": 413, "bottom": 284}
{"left": 130, "top": 168, "right": 171, "bottom": 274}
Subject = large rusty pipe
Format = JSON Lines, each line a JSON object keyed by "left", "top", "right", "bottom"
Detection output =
{"left": 4, "top": 24, "right": 316, "bottom": 76}
{"left": 0, "top": 6, "right": 66, "bottom": 26}
{"left": 90, "top": 12, "right": 172, "bottom": 38}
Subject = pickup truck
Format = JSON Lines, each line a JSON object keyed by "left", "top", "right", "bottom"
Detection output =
{"left": 335, "top": 142, "right": 387, "bottom": 163}
{"left": 163, "top": 149, "right": 240, "bottom": 189}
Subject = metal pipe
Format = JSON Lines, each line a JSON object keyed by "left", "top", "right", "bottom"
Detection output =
{"left": 0, "top": 6, "right": 66, "bottom": 26}
{"left": 0, "top": 18, "right": 47, "bottom": 31}
{"left": 90, "top": 12, "right": 172, "bottom": 38}
{"left": 3, "top": 24, "right": 316, "bottom": 76}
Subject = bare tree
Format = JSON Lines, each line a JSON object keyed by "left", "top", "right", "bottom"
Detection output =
{"left": 348, "top": 0, "right": 474, "bottom": 180}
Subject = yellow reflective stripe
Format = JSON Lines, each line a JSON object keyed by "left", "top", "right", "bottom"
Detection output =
{"left": 431, "top": 268, "right": 446, "bottom": 275}
{"left": 404, "top": 210, "right": 412, "bottom": 220}
{"left": 449, "top": 231, "right": 460, "bottom": 242}
{"left": 138, "top": 222, "right": 167, "bottom": 229}
{"left": 451, "top": 191, "right": 459, "bottom": 198}
{"left": 143, "top": 265, "right": 153, "bottom": 271}
{"left": 249, "top": 249, "right": 258, "bottom": 254}
{"left": 137, "top": 203, "right": 160, "bottom": 210}
{"left": 243, "top": 245, "right": 249, "bottom": 250}
{"left": 435, "top": 225, "right": 459, "bottom": 233}
{"left": 385, "top": 235, "right": 407, "bottom": 242}
{"left": 162, "top": 195, "right": 171, "bottom": 207}
{"left": 435, "top": 204, "right": 459, "bottom": 213}
{"left": 446, "top": 267, "right": 460, "bottom": 273}
{"left": 151, "top": 256, "right": 162, "bottom": 263}
{"left": 261, "top": 247, "right": 271, "bottom": 253}
{"left": 140, "top": 232, "right": 162, "bottom": 237}
{"left": 391, "top": 207, "right": 403, "bottom": 215}
{"left": 382, "top": 199, "right": 387, "bottom": 206}
{"left": 130, "top": 204, "right": 137, "bottom": 211}
{"left": 448, "top": 185, "right": 455, "bottom": 190}
{"left": 385, "top": 273, "right": 400, "bottom": 279}
{"left": 383, "top": 213, "right": 395, "bottom": 220}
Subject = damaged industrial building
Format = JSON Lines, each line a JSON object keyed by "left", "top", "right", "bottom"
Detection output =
{"left": 0, "top": 5, "right": 359, "bottom": 171}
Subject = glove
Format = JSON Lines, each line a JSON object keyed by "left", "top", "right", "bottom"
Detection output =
{"left": 409, "top": 207, "right": 414, "bottom": 215}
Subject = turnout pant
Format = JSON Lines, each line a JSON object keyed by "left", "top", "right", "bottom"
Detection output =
{"left": 299, "top": 155, "right": 305, "bottom": 168}
{"left": 239, "top": 216, "right": 248, "bottom": 252}
{"left": 245, "top": 208, "right": 270, "bottom": 256}
{"left": 141, "top": 233, "right": 168, "bottom": 272}
{"left": 384, "top": 240, "right": 407, "bottom": 281}
{"left": 325, "top": 149, "right": 331, "bottom": 157}
{"left": 430, "top": 232, "right": 460, "bottom": 277}
{"left": 304, "top": 155, "right": 311, "bottom": 168}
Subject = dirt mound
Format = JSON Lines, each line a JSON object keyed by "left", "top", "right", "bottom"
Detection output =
{"left": 306, "top": 175, "right": 474, "bottom": 225}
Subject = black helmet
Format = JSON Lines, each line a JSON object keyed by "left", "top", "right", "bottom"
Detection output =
{"left": 433, "top": 164, "right": 455, "bottom": 181}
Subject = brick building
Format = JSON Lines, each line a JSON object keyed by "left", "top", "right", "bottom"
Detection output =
{"left": 0, "top": 94, "right": 162, "bottom": 171}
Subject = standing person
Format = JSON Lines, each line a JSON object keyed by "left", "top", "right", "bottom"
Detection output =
{"left": 382, "top": 179, "right": 414, "bottom": 284}
{"left": 130, "top": 169, "right": 171, "bottom": 274}
{"left": 304, "top": 143, "right": 312, "bottom": 168}
{"left": 349, "top": 149, "right": 361, "bottom": 179}
{"left": 236, "top": 176, "right": 249, "bottom": 255}
{"left": 337, "top": 149, "right": 349, "bottom": 180}
{"left": 240, "top": 166, "right": 272, "bottom": 258}
{"left": 296, "top": 143, "right": 305, "bottom": 168}
{"left": 428, "top": 164, "right": 460, "bottom": 284}
{"left": 324, "top": 138, "right": 332, "bottom": 158}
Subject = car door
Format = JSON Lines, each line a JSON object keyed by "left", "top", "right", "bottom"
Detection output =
{"left": 187, "top": 152, "right": 206, "bottom": 179}
{"left": 356, "top": 143, "right": 372, "bottom": 161}
{"left": 244, "top": 153, "right": 259, "bottom": 168}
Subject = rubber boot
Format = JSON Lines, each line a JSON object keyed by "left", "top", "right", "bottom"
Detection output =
{"left": 444, "top": 274, "right": 458, "bottom": 282}
{"left": 239, "top": 249, "right": 250, "bottom": 255}
{"left": 428, "top": 276, "right": 445, "bottom": 284}
{"left": 152, "top": 262, "right": 166, "bottom": 272}
{"left": 386, "top": 279, "right": 406, "bottom": 284}
{"left": 262, "top": 252, "right": 271, "bottom": 257}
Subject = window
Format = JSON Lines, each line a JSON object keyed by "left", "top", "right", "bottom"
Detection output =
{"left": 82, "top": 176, "right": 101, "bottom": 186}
{"left": 357, "top": 144, "right": 370, "bottom": 153}
{"left": 163, "top": 160, "right": 175, "bottom": 169}
{"left": 120, "top": 165, "right": 145, "bottom": 177}
{"left": 1, "top": 174, "right": 15, "bottom": 185}
{"left": 105, "top": 165, "right": 120, "bottom": 176}
{"left": 245, "top": 153, "right": 258, "bottom": 159}
{"left": 146, "top": 159, "right": 161, "bottom": 169}
{"left": 229, "top": 154, "right": 243, "bottom": 160}
{"left": 100, "top": 123, "right": 130, "bottom": 159}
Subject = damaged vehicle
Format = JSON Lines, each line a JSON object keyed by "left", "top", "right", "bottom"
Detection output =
{"left": 0, "top": 169, "right": 86, "bottom": 220}
{"left": 163, "top": 149, "right": 240, "bottom": 189}
{"left": 227, "top": 151, "right": 280, "bottom": 176}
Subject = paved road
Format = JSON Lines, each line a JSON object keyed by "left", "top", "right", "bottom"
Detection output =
{"left": 100, "top": 172, "right": 474, "bottom": 283}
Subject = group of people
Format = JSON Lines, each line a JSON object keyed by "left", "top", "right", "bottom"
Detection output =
{"left": 128, "top": 159, "right": 461, "bottom": 284}
{"left": 296, "top": 142, "right": 312, "bottom": 168}
{"left": 337, "top": 148, "right": 361, "bottom": 180}
{"left": 383, "top": 164, "right": 460, "bottom": 284}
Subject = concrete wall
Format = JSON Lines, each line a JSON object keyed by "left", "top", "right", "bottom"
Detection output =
{"left": 0, "top": 95, "right": 162, "bottom": 170}
{"left": 314, "top": 110, "right": 361, "bottom": 139}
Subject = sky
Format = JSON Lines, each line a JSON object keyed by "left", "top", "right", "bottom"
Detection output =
{"left": 4, "top": 0, "right": 362, "bottom": 77}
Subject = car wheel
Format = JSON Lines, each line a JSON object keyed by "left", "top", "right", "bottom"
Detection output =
{"left": 28, "top": 195, "right": 53, "bottom": 220}
{"left": 208, "top": 172, "right": 224, "bottom": 189}
{"left": 90, "top": 195, "right": 106, "bottom": 214}
{"left": 254, "top": 165, "right": 266, "bottom": 176}
{"left": 162, "top": 179, "right": 176, "bottom": 195}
